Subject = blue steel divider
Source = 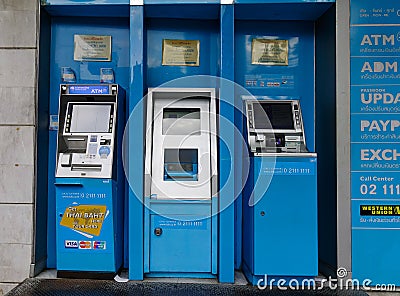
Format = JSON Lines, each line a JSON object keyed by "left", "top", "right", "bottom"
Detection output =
{"left": 128, "top": 5, "right": 145, "bottom": 280}
{"left": 219, "top": 4, "right": 235, "bottom": 283}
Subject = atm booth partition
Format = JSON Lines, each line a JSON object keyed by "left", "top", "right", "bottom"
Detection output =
{"left": 55, "top": 84, "right": 125, "bottom": 278}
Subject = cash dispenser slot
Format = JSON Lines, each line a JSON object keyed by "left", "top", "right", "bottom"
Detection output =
{"left": 63, "top": 136, "right": 88, "bottom": 154}
{"left": 71, "top": 164, "right": 102, "bottom": 171}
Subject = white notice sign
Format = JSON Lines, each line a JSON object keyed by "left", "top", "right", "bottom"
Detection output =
{"left": 74, "top": 35, "right": 112, "bottom": 62}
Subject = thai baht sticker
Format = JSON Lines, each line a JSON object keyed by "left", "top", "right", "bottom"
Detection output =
{"left": 60, "top": 205, "right": 107, "bottom": 237}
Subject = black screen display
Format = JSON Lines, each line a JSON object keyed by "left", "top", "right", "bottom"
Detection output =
{"left": 253, "top": 102, "right": 294, "bottom": 130}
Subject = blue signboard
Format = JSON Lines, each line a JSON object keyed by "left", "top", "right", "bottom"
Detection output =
{"left": 351, "top": 0, "right": 400, "bottom": 25}
{"left": 351, "top": 0, "right": 400, "bottom": 286}
{"left": 350, "top": 85, "right": 400, "bottom": 114}
{"left": 68, "top": 85, "right": 109, "bottom": 95}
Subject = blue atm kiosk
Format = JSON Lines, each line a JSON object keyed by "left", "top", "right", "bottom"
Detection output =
{"left": 144, "top": 88, "right": 218, "bottom": 277}
{"left": 242, "top": 98, "right": 318, "bottom": 285}
{"left": 55, "top": 84, "right": 125, "bottom": 278}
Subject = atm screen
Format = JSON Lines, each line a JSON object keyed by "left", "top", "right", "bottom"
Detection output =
{"left": 66, "top": 103, "right": 113, "bottom": 133}
{"left": 253, "top": 102, "right": 294, "bottom": 130}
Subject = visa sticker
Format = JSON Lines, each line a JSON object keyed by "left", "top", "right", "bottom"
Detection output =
{"left": 65, "top": 240, "right": 78, "bottom": 249}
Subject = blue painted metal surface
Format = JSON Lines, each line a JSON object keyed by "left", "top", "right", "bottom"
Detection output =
{"left": 44, "top": 0, "right": 128, "bottom": 4}
{"left": 236, "top": 0, "right": 333, "bottom": 2}
{"left": 235, "top": 20, "right": 316, "bottom": 151}
{"left": 145, "top": 0, "right": 218, "bottom": 4}
{"left": 146, "top": 18, "right": 219, "bottom": 87}
{"left": 144, "top": 4, "right": 220, "bottom": 20}
{"left": 46, "top": 16, "right": 129, "bottom": 268}
{"left": 242, "top": 157, "right": 318, "bottom": 283}
{"left": 128, "top": 5, "right": 145, "bottom": 280}
{"left": 350, "top": 0, "right": 400, "bottom": 286}
{"left": 235, "top": 3, "right": 333, "bottom": 21}
{"left": 55, "top": 178, "right": 123, "bottom": 272}
{"left": 219, "top": 4, "right": 235, "bottom": 283}
{"left": 43, "top": 5, "right": 129, "bottom": 17}
{"left": 144, "top": 199, "right": 215, "bottom": 274}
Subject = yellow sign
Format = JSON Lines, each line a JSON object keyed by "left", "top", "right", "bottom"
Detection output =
{"left": 74, "top": 35, "right": 112, "bottom": 61}
{"left": 60, "top": 205, "right": 107, "bottom": 236}
{"left": 251, "top": 39, "right": 288, "bottom": 66}
{"left": 360, "top": 205, "right": 400, "bottom": 216}
{"left": 162, "top": 39, "right": 200, "bottom": 66}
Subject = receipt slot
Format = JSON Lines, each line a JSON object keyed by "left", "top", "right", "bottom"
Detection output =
{"left": 55, "top": 84, "right": 125, "bottom": 277}
{"left": 242, "top": 98, "right": 318, "bottom": 284}
{"left": 144, "top": 88, "right": 218, "bottom": 277}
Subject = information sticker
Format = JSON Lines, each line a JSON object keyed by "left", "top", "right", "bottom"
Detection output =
{"left": 251, "top": 39, "right": 289, "bottom": 66}
{"left": 74, "top": 35, "right": 111, "bottom": 62}
{"left": 162, "top": 39, "right": 200, "bottom": 66}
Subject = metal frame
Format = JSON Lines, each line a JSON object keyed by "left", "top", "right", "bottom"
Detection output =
{"left": 336, "top": 0, "right": 351, "bottom": 279}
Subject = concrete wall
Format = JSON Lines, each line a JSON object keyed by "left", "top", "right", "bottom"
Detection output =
{"left": 0, "top": 0, "right": 37, "bottom": 294}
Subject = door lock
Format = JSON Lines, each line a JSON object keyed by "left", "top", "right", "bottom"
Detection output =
{"left": 154, "top": 228, "right": 163, "bottom": 236}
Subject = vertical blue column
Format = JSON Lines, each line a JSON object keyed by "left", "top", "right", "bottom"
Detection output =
{"left": 128, "top": 5, "right": 144, "bottom": 280}
{"left": 219, "top": 4, "right": 235, "bottom": 283}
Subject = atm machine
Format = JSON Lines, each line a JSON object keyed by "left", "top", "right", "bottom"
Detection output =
{"left": 242, "top": 97, "right": 318, "bottom": 285}
{"left": 55, "top": 84, "right": 125, "bottom": 278}
{"left": 144, "top": 88, "right": 218, "bottom": 277}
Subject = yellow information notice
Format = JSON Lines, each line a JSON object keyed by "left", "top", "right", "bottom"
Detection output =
{"left": 162, "top": 39, "right": 200, "bottom": 66}
{"left": 251, "top": 39, "right": 288, "bottom": 66}
{"left": 60, "top": 205, "right": 107, "bottom": 236}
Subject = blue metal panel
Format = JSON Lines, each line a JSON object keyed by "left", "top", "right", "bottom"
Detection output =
{"left": 218, "top": 4, "right": 235, "bottom": 283}
{"left": 144, "top": 199, "right": 215, "bottom": 275}
{"left": 353, "top": 228, "right": 400, "bottom": 286}
{"left": 55, "top": 178, "right": 122, "bottom": 272}
{"left": 243, "top": 156, "right": 318, "bottom": 281}
{"left": 143, "top": 197, "right": 150, "bottom": 273}
{"left": 46, "top": 16, "right": 130, "bottom": 268}
{"left": 128, "top": 5, "right": 145, "bottom": 280}
{"left": 145, "top": 0, "right": 218, "bottom": 4}
{"left": 211, "top": 197, "right": 218, "bottom": 274}
{"left": 235, "top": 0, "right": 334, "bottom": 2}
{"left": 43, "top": 5, "right": 129, "bottom": 17}
{"left": 234, "top": 20, "right": 316, "bottom": 151}
{"left": 44, "top": 0, "right": 128, "bottom": 4}
{"left": 253, "top": 157, "right": 318, "bottom": 276}
{"left": 149, "top": 213, "right": 212, "bottom": 272}
{"left": 146, "top": 18, "right": 219, "bottom": 88}
{"left": 234, "top": 3, "right": 334, "bottom": 21}
{"left": 144, "top": 4, "right": 220, "bottom": 20}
